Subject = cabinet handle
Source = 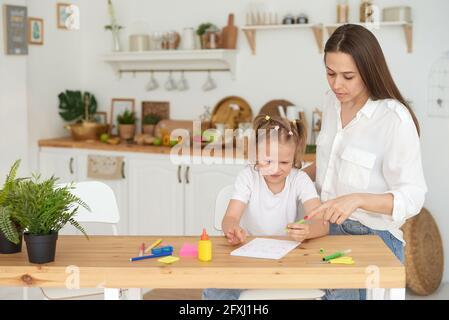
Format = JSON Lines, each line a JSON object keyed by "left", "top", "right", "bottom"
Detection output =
{"left": 177, "top": 165, "right": 182, "bottom": 183}
{"left": 69, "top": 157, "right": 74, "bottom": 175}
{"left": 121, "top": 162, "right": 126, "bottom": 179}
{"left": 185, "top": 166, "right": 190, "bottom": 184}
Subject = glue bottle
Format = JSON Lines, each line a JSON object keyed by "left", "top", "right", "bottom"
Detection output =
{"left": 198, "top": 228, "right": 212, "bottom": 262}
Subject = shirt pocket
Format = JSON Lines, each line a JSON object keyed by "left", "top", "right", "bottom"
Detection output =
{"left": 338, "top": 146, "right": 376, "bottom": 190}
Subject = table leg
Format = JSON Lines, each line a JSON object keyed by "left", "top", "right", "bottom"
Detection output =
{"left": 368, "top": 288, "right": 405, "bottom": 300}
{"left": 103, "top": 288, "right": 147, "bottom": 300}
{"left": 104, "top": 288, "right": 122, "bottom": 300}
{"left": 125, "top": 288, "right": 143, "bottom": 300}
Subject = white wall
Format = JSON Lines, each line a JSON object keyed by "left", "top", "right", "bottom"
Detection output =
{"left": 0, "top": 0, "right": 29, "bottom": 178}
{"left": 7, "top": 0, "right": 449, "bottom": 281}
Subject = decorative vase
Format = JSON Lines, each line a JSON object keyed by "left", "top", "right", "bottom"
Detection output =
{"left": 111, "top": 27, "right": 122, "bottom": 52}
{"left": 119, "top": 124, "right": 136, "bottom": 141}
{"left": 24, "top": 232, "right": 58, "bottom": 264}
{"left": 142, "top": 124, "right": 155, "bottom": 135}
{"left": 221, "top": 14, "right": 238, "bottom": 49}
{"left": 0, "top": 230, "right": 22, "bottom": 254}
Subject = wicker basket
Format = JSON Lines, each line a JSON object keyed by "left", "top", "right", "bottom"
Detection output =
{"left": 401, "top": 208, "right": 444, "bottom": 295}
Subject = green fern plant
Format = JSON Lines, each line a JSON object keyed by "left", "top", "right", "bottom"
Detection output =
{"left": 8, "top": 175, "right": 90, "bottom": 238}
{"left": 0, "top": 160, "right": 23, "bottom": 244}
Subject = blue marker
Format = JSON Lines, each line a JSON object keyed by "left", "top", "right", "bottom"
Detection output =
{"left": 130, "top": 252, "right": 172, "bottom": 262}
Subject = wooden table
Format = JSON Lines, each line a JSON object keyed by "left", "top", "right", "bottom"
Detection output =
{"left": 0, "top": 235, "right": 405, "bottom": 300}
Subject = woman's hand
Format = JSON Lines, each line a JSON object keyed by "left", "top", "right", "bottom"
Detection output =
{"left": 286, "top": 223, "right": 310, "bottom": 242}
{"left": 224, "top": 225, "right": 247, "bottom": 246}
{"left": 306, "top": 194, "right": 363, "bottom": 225}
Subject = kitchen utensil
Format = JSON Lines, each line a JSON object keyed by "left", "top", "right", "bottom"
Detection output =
{"left": 383, "top": 6, "right": 412, "bottom": 23}
{"left": 259, "top": 99, "right": 295, "bottom": 118}
{"left": 145, "top": 71, "right": 159, "bottom": 91}
{"left": 182, "top": 28, "right": 196, "bottom": 50}
{"left": 129, "top": 34, "right": 150, "bottom": 52}
{"left": 202, "top": 71, "right": 217, "bottom": 91}
{"left": 165, "top": 71, "right": 177, "bottom": 91}
{"left": 211, "top": 96, "right": 253, "bottom": 130}
{"left": 221, "top": 13, "right": 238, "bottom": 49}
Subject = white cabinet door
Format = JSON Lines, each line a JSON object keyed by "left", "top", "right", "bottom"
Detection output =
{"left": 184, "top": 163, "right": 244, "bottom": 236}
{"left": 38, "top": 148, "right": 77, "bottom": 183}
{"left": 75, "top": 154, "right": 129, "bottom": 236}
{"left": 128, "top": 158, "right": 184, "bottom": 236}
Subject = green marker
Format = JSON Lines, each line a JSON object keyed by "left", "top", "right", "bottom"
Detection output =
{"left": 323, "top": 249, "right": 352, "bottom": 262}
{"left": 285, "top": 219, "right": 306, "bottom": 232}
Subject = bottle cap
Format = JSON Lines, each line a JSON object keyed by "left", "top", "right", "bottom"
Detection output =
{"left": 200, "top": 228, "right": 209, "bottom": 241}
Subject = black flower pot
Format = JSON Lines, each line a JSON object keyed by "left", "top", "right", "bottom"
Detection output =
{"left": 0, "top": 230, "right": 23, "bottom": 254}
{"left": 24, "top": 232, "right": 58, "bottom": 264}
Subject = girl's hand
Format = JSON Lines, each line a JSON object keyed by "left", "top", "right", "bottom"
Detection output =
{"left": 224, "top": 226, "right": 247, "bottom": 246}
{"left": 306, "top": 194, "right": 363, "bottom": 225}
{"left": 286, "top": 223, "right": 310, "bottom": 242}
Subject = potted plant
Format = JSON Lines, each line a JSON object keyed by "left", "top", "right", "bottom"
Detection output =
{"left": 142, "top": 113, "right": 161, "bottom": 136}
{"left": 8, "top": 175, "right": 89, "bottom": 264}
{"left": 117, "top": 110, "right": 137, "bottom": 141}
{"left": 59, "top": 90, "right": 108, "bottom": 141}
{"left": 197, "top": 23, "right": 220, "bottom": 49}
{"left": 0, "top": 160, "right": 23, "bottom": 254}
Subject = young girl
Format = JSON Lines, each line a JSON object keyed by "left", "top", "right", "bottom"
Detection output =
{"left": 202, "top": 115, "right": 329, "bottom": 300}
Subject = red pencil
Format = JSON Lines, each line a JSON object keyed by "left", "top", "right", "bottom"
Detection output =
{"left": 139, "top": 243, "right": 145, "bottom": 257}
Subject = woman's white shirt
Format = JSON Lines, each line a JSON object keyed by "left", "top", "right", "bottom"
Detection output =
{"left": 231, "top": 166, "right": 319, "bottom": 236}
{"left": 316, "top": 91, "right": 427, "bottom": 243}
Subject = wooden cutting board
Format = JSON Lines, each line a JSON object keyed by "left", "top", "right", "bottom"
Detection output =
{"left": 258, "top": 99, "right": 295, "bottom": 117}
{"left": 211, "top": 96, "right": 253, "bottom": 129}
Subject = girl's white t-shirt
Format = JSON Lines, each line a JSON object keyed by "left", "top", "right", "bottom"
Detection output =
{"left": 231, "top": 165, "right": 319, "bottom": 236}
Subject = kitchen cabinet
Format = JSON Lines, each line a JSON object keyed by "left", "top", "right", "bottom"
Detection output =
{"left": 128, "top": 157, "right": 184, "bottom": 236}
{"left": 184, "top": 163, "right": 244, "bottom": 236}
{"left": 38, "top": 146, "right": 246, "bottom": 237}
{"left": 39, "top": 148, "right": 78, "bottom": 183}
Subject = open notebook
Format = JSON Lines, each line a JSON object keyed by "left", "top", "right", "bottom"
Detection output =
{"left": 230, "top": 238, "right": 300, "bottom": 260}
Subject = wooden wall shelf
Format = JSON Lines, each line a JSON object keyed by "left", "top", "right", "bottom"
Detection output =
{"left": 102, "top": 49, "right": 238, "bottom": 79}
{"left": 242, "top": 21, "right": 413, "bottom": 55}
{"left": 325, "top": 22, "right": 413, "bottom": 53}
{"left": 242, "top": 24, "right": 324, "bottom": 55}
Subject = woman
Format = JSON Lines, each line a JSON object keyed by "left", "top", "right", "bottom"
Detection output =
{"left": 303, "top": 24, "right": 427, "bottom": 300}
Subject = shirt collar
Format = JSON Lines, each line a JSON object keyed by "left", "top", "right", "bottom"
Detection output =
{"left": 334, "top": 97, "right": 378, "bottom": 119}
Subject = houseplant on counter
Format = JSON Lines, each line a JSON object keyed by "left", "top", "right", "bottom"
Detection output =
{"left": 117, "top": 110, "right": 137, "bottom": 141}
{"left": 59, "top": 90, "right": 108, "bottom": 141}
{"left": 7, "top": 175, "right": 90, "bottom": 264}
{"left": 142, "top": 113, "right": 161, "bottom": 136}
{"left": 0, "top": 160, "right": 24, "bottom": 254}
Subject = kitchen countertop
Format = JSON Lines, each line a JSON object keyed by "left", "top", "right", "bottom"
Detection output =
{"left": 39, "top": 137, "right": 317, "bottom": 162}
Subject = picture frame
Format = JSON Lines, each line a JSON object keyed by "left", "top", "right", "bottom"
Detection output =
{"left": 141, "top": 101, "right": 170, "bottom": 133}
{"left": 57, "top": 3, "right": 71, "bottom": 29}
{"left": 28, "top": 17, "right": 44, "bottom": 45}
{"left": 110, "top": 99, "right": 135, "bottom": 135}
{"left": 93, "top": 112, "right": 108, "bottom": 125}
{"left": 3, "top": 5, "right": 28, "bottom": 55}
{"left": 312, "top": 108, "right": 323, "bottom": 132}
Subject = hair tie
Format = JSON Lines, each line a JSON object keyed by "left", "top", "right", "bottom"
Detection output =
{"left": 274, "top": 125, "right": 280, "bottom": 131}
{"left": 265, "top": 115, "right": 271, "bottom": 121}
{"left": 289, "top": 131, "right": 293, "bottom": 136}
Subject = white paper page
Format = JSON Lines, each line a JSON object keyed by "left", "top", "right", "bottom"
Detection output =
{"left": 230, "top": 238, "right": 300, "bottom": 260}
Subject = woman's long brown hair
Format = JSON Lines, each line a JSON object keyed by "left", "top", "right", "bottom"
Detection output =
{"left": 325, "top": 24, "right": 420, "bottom": 135}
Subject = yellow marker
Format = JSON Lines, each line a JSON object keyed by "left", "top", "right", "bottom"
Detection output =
{"left": 329, "top": 257, "right": 355, "bottom": 265}
{"left": 158, "top": 256, "right": 180, "bottom": 264}
{"left": 145, "top": 239, "right": 163, "bottom": 254}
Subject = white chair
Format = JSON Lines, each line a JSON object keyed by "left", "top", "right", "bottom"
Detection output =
{"left": 23, "top": 181, "right": 142, "bottom": 300}
{"left": 214, "top": 185, "right": 325, "bottom": 300}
